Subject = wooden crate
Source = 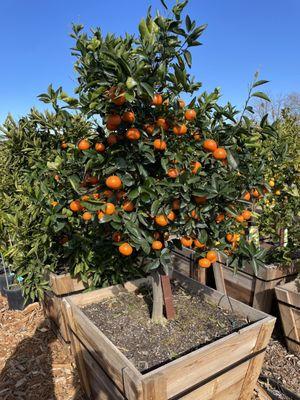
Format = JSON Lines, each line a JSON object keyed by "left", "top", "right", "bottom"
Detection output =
{"left": 43, "top": 272, "right": 88, "bottom": 343}
{"left": 275, "top": 280, "right": 300, "bottom": 354}
{"left": 63, "top": 271, "right": 275, "bottom": 400}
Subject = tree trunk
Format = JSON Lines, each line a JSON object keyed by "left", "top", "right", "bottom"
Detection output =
{"left": 151, "top": 269, "right": 164, "bottom": 323}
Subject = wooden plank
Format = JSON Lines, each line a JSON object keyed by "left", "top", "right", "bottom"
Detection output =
{"left": 253, "top": 279, "right": 274, "bottom": 313}
{"left": 224, "top": 279, "right": 253, "bottom": 305}
{"left": 49, "top": 272, "right": 87, "bottom": 295}
{"left": 142, "top": 373, "right": 167, "bottom": 400}
{"left": 179, "top": 359, "right": 249, "bottom": 400}
{"left": 63, "top": 300, "right": 92, "bottom": 398}
{"left": 172, "top": 270, "right": 268, "bottom": 322}
{"left": 161, "top": 275, "right": 175, "bottom": 320}
{"left": 143, "top": 319, "right": 272, "bottom": 399}
{"left": 123, "top": 367, "right": 143, "bottom": 400}
{"left": 238, "top": 318, "right": 275, "bottom": 400}
{"left": 68, "top": 277, "right": 150, "bottom": 307}
{"left": 83, "top": 349, "right": 125, "bottom": 400}
{"left": 43, "top": 291, "right": 70, "bottom": 342}
{"left": 255, "top": 383, "right": 272, "bottom": 400}
{"left": 66, "top": 300, "right": 143, "bottom": 394}
{"left": 275, "top": 281, "right": 300, "bottom": 305}
{"left": 213, "top": 256, "right": 227, "bottom": 294}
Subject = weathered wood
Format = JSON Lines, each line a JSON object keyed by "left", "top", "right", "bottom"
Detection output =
{"left": 49, "top": 272, "right": 87, "bottom": 296}
{"left": 255, "top": 383, "right": 272, "bottom": 400}
{"left": 161, "top": 275, "right": 175, "bottom": 320}
{"left": 213, "top": 254, "right": 227, "bottom": 294}
{"left": 43, "top": 290, "right": 70, "bottom": 342}
{"left": 275, "top": 281, "right": 300, "bottom": 354}
{"left": 64, "top": 273, "right": 275, "bottom": 400}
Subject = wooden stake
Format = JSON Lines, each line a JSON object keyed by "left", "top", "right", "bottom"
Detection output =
{"left": 161, "top": 275, "right": 176, "bottom": 320}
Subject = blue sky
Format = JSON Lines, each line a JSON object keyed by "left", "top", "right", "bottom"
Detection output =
{"left": 0, "top": 0, "right": 299, "bottom": 124}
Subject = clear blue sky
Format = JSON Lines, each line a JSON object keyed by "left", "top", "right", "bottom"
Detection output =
{"left": 1, "top": 0, "right": 299, "bottom": 124}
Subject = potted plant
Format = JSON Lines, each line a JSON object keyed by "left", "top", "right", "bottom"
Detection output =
{"left": 38, "top": 1, "right": 278, "bottom": 398}
{"left": 275, "top": 275, "right": 300, "bottom": 354}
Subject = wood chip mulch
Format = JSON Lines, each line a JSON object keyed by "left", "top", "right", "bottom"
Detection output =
{"left": 0, "top": 295, "right": 85, "bottom": 400}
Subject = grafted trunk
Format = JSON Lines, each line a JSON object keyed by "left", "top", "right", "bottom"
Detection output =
{"left": 151, "top": 270, "right": 164, "bottom": 323}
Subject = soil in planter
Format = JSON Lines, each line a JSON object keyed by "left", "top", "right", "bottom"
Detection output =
{"left": 82, "top": 281, "right": 248, "bottom": 372}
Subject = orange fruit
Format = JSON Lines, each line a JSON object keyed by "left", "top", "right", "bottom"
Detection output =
{"left": 203, "top": 139, "right": 218, "bottom": 152}
{"left": 191, "top": 161, "right": 201, "bottom": 174}
{"left": 126, "top": 128, "right": 141, "bottom": 141}
{"left": 106, "top": 114, "right": 121, "bottom": 129}
{"left": 167, "top": 168, "right": 179, "bottom": 178}
{"left": 242, "top": 210, "right": 252, "bottom": 220}
{"left": 198, "top": 258, "right": 211, "bottom": 268}
{"left": 95, "top": 143, "right": 105, "bottom": 153}
{"left": 81, "top": 195, "right": 90, "bottom": 201}
{"left": 152, "top": 241, "right": 163, "bottom": 250}
{"left": 236, "top": 215, "right": 245, "bottom": 223}
{"left": 97, "top": 211, "right": 105, "bottom": 220}
{"left": 82, "top": 212, "right": 92, "bottom": 221}
{"left": 167, "top": 211, "right": 176, "bottom": 221}
{"left": 213, "top": 148, "right": 227, "bottom": 160}
{"left": 92, "top": 193, "right": 100, "bottom": 200}
{"left": 106, "top": 175, "right": 122, "bottom": 190}
{"left": 172, "top": 199, "right": 180, "bottom": 210}
{"left": 194, "top": 239, "right": 205, "bottom": 248}
{"left": 61, "top": 142, "right": 68, "bottom": 149}
{"left": 78, "top": 139, "right": 90, "bottom": 151}
{"left": 51, "top": 201, "right": 59, "bottom": 207}
{"left": 153, "top": 139, "right": 167, "bottom": 151}
{"left": 243, "top": 191, "right": 251, "bottom": 201}
{"left": 54, "top": 174, "right": 60, "bottom": 182}
{"left": 178, "top": 99, "right": 185, "bottom": 108}
{"left": 226, "top": 233, "right": 234, "bottom": 243}
{"left": 69, "top": 200, "right": 82, "bottom": 212}
{"left": 152, "top": 93, "right": 163, "bottom": 106}
{"left": 119, "top": 243, "right": 133, "bottom": 256}
{"left": 122, "top": 111, "right": 135, "bottom": 123}
{"left": 180, "top": 236, "right": 193, "bottom": 247}
{"left": 194, "top": 196, "right": 207, "bottom": 205}
{"left": 156, "top": 117, "right": 169, "bottom": 131}
{"left": 107, "top": 134, "right": 118, "bottom": 146}
{"left": 109, "top": 86, "right": 126, "bottom": 106}
{"left": 191, "top": 209, "right": 199, "bottom": 220}
{"left": 215, "top": 213, "right": 225, "bottom": 223}
{"left": 206, "top": 250, "right": 217, "bottom": 263}
{"left": 105, "top": 202, "right": 116, "bottom": 215}
{"left": 252, "top": 188, "right": 260, "bottom": 198}
{"left": 122, "top": 200, "right": 134, "bottom": 212}
{"left": 173, "top": 124, "right": 187, "bottom": 135}
{"left": 185, "top": 109, "right": 197, "bottom": 121}
{"left": 155, "top": 215, "right": 168, "bottom": 227}
{"left": 144, "top": 124, "right": 155, "bottom": 135}
{"left": 112, "top": 231, "right": 122, "bottom": 242}
{"left": 103, "top": 189, "right": 114, "bottom": 198}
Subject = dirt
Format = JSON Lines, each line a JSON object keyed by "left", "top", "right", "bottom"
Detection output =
{"left": 0, "top": 295, "right": 84, "bottom": 400}
{"left": 82, "top": 281, "right": 248, "bottom": 372}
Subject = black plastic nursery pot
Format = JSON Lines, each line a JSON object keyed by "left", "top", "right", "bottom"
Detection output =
{"left": 3, "top": 284, "right": 28, "bottom": 310}
{"left": 0, "top": 273, "right": 15, "bottom": 296}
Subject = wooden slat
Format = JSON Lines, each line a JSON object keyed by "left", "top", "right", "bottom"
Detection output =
{"left": 213, "top": 258, "right": 227, "bottom": 294}
{"left": 67, "top": 300, "right": 143, "bottom": 394}
{"left": 255, "top": 383, "right": 272, "bottom": 400}
{"left": 143, "top": 318, "right": 273, "bottom": 399}
{"left": 123, "top": 367, "right": 143, "bottom": 400}
{"left": 161, "top": 275, "right": 175, "bottom": 320}
{"left": 43, "top": 291, "right": 69, "bottom": 342}
{"left": 142, "top": 373, "right": 167, "bottom": 400}
{"left": 68, "top": 277, "right": 150, "bottom": 307}
{"left": 49, "top": 272, "right": 87, "bottom": 295}
{"left": 83, "top": 349, "right": 125, "bottom": 400}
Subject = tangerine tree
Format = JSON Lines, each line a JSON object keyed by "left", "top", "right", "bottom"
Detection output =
{"left": 43, "top": 0, "right": 273, "bottom": 321}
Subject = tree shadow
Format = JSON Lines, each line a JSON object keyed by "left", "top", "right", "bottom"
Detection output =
{"left": 0, "top": 317, "right": 86, "bottom": 400}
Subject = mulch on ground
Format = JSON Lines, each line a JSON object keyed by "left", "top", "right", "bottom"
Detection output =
{"left": 0, "top": 295, "right": 85, "bottom": 400}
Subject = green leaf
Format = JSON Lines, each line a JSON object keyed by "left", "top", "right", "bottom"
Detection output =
{"left": 183, "top": 50, "right": 192, "bottom": 68}
{"left": 160, "top": 0, "right": 168, "bottom": 10}
{"left": 251, "top": 92, "right": 270, "bottom": 102}
{"left": 140, "top": 82, "right": 154, "bottom": 98}
{"left": 253, "top": 79, "right": 269, "bottom": 88}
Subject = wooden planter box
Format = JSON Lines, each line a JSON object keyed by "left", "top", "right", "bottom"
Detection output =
{"left": 171, "top": 248, "right": 299, "bottom": 314}
{"left": 275, "top": 280, "right": 300, "bottom": 354}
{"left": 43, "top": 272, "right": 88, "bottom": 343}
{"left": 63, "top": 271, "right": 275, "bottom": 400}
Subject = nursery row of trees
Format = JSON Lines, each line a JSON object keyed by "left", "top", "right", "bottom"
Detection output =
{"left": 0, "top": 1, "right": 299, "bottom": 314}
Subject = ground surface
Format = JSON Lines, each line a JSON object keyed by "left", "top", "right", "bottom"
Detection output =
{"left": 0, "top": 292, "right": 299, "bottom": 399}
{"left": 82, "top": 281, "right": 248, "bottom": 372}
{"left": 0, "top": 295, "right": 84, "bottom": 400}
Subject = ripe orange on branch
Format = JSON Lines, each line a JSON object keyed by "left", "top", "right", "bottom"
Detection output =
{"left": 167, "top": 211, "right": 176, "bottom": 221}
{"left": 106, "top": 175, "right": 122, "bottom": 190}
{"left": 194, "top": 239, "right": 205, "bottom": 248}
{"left": 185, "top": 109, "right": 197, "bottom": 121}
{"left": 242, "top": 210, "right": 252, "bottom": 220}
{"left": 213, "top": 148, "right": 227, "bottom": 160}
{"left": 167, "top": 168, "right": 179, "bottom": 178}
{"left": 126, "top": 128, "right": 141, "bottom": 141}
{"left": 108, "top": 86, "right": 126, "bottom": 106}
{"left": 173, "top": 124, "right": 187, "bottom": 135}
{"left": 198, "top": 258, "right": 211, "bottom": 268}
{"left": 152, "top": 240, "right": 163, "bottom": 250}
{"left": 152, "top": 93, "right": 163, "bottom": 106}
{"left": 191, "top": 161, "right": 201, "bottom": 174}
{"left": 78, "top": 139, "right": 90, "bottom": 151}
{"left": 95, "top": 143, "right": 105, "bottom": 153}
{"left": 153, "top": 139, "right": 166, "bottom": 151}
{"left": 106, "top": 114, "right": 121, "bottom": 128}
{"left": 155, "top": 215, "right": 168, "bottom": 227}
{"left": 122, "top": 200, "right": 134, "bottom": 212}
{"left": 69, "top": 200, "right": 83, "bottom": 212}
{"left": 105, "top": 202, "right": 116, "bottom": 215}
{"left": 82, "top": 212, "right": 92, "bottom": 221}
{"left": 203, "top": 139, "right": 217, "bottom": 152}
{"left": 180, "top": 236, "right": 193, "bottom": 247}
{"left": 122, "top": 111, "right": 135, "bottom": 123}
{"left": 206, "top": 250, "right": 217, "bottom": 263}
{"left": 119, "top": 243, "right": 133, "bottom": 256}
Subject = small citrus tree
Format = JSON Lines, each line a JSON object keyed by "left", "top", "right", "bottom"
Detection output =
{"left": 59, "top": 0, "right": 273, "bottom": 321}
